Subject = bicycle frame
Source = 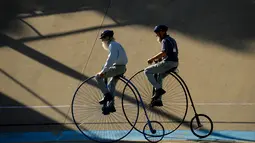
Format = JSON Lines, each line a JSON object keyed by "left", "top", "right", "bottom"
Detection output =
{"left": 120, "top": 76, "right": 156, "bottom": 133}
{"left": 154, "top": 70, "right": 202, "bottom": 125}
{"left": 170, "top": 72, "right": 202, "bottom": 125}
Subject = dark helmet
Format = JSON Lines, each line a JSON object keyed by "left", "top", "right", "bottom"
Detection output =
{"left": 153, "top": 25, "right": 168, "bottom": 33}
{"left": 99, "top": 30, "right": 114, "bottom": 39}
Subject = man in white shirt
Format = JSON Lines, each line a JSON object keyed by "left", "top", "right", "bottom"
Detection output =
{"left": 95, "top": 30, "right": 128, "bottom": 114}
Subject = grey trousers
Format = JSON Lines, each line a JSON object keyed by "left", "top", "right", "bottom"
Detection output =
{"left": 95, "top": 65, "right": 126, "bottom": 95}
{"left": 144, "top": 60, "right": 178, "bottom": 90}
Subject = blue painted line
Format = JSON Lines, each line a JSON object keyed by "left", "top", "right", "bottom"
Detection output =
{"left": 0, "top": 130, "right": 254, "bottom": 143}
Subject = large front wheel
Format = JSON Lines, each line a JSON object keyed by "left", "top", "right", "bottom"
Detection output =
{"left": 71, "top": 76, "right": 138, "bottom": 143}
{"left": 123, "top": 70, "right": 188, "bottom": 136}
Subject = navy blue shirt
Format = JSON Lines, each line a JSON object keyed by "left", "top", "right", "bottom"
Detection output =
{"left": 161, "top": 35, "right": 178, "bottom": 62}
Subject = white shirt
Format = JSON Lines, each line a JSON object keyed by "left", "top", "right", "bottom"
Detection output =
{"left": 101, "top": 41, "right": 128, "bottom": 73}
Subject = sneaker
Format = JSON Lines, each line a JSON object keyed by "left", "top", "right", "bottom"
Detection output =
{"left": 107, "top": 105, "right": 116, "bottom": 113}
{"left": 102, "top": 107, "right": 110, "bottom": 115}
{"left": 101, "top": 101, "right": 116, "bottom": 115}
{"left": 99, "top": 93, "right": 113, "bottom": 104}
{"left": 107, "top": 101, "right": 116, "bottom": 113}
{"left": 152, "top": 88, "right": 166, "bottom": 101}
{"left": 102, "top": 102, "right": 110, "bottom": 115}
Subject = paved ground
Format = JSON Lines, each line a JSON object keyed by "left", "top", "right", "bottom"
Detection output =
{"left": 0, "top": 0, "right": 255, "bottom": 143}
{"left": 26, "top": 141, "right": 251, "bottom": 143}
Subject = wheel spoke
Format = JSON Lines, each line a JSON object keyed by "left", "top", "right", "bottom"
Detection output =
{"left": 72, "top": 76, "right": 138, "bottom": 142}
{"left": 125, "top": 70, "right": 188, "bottom": 135}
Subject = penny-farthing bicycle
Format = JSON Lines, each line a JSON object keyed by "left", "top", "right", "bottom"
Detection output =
{"left": 72, "top": 65, "right": 213, "bottom": 142}
{"left": 122, "top": 65, "right": 213, "bottom": 141}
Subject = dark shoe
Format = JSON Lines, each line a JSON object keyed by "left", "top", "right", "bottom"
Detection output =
{"left": 102, "top": 103, "right": 110, "bottom": 115}
{"left": 107, "top": 101, "right": 116, "bottom": 113}
{"left": 99, "top": 93, "right": 113, "bottom": 105}
{"left": 101, "top": 101, "right": 116, "bottom": 115}
{"left": 152, "top": 88, "right": 166, "bottom": 101}
{"left": 150, "top": 100, "right": 163, "bottom": 107}
{"left": 102, "top": 108, "right": 110, "bottom": 115}
{"left": 108, "top": 105, "right": 116, "bottom": 113}
{"left": 99, "top": 97, "right": 106, "bottom": 105}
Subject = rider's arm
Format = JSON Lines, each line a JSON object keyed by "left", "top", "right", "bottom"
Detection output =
{"left": 149, "top": 39, "right": 168, "bottom": 61}
{"left": 149, "top": 51, "right": 166, "bottom": 61}
{"left": 101, "top": 44, "right": 118, "bottom": 73}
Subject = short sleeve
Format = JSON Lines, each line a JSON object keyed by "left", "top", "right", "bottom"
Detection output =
{"left": 161, "top": 39, "right": 168, "bottom": 52}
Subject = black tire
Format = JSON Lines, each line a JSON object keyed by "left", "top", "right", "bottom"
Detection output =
{"left": 143, "top": 121, "right": 165, "bottom": 143}
{"left": 71, "top": 76, "right": 137, "bottom": 143}
{"left": 190, "top": 114, "right": 213, "bottom": 138}
{"left": 123, "top": 70, "right": 188, "bottom": 136}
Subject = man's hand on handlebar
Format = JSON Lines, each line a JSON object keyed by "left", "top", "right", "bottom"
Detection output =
{"left": 147, "top": 58, "right": 162, "bottom": 65}
{"left": 147, "top": 58, "right": 154, "bottom": 65}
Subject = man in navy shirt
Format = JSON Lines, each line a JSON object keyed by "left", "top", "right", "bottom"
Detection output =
{"left": 144, "top": 25, "right": 179, "bottom": 107}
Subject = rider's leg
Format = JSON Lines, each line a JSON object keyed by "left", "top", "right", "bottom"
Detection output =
{"left": 108, "top": 76, "right": 119, "bottom": 96}
{"left": 101, "top": 65, "right": 126, "bottom": 114}
{"left": 106, "top": 65, "right": 126, "bottom": 94}
{"left": 157, "top": 72, "right": 168, "bottom": 100}
{"left": 150, "top": 72, "right": 169, "bottom": 106}
{"left": 144, "top": 61, "right": 168, "bottom": 99}
{"left": 95, "top": 74, "right": 113, "bottom": 104}
{"left": 96, "top": 65, "right": 126, "bottom": 104}
{"left": 106, "top": 76, "right": 119, "bottom": 112}
{"left": 144, "top": 61, "right": 178, "bottom": 101}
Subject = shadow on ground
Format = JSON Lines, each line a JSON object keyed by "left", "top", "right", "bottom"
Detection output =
{"left": 44, "top": 141, "right": 148, "bottom": 143}
{"left": 0, "top": 91, "right": 70, "bottom": 132}
{"left": 1, "top": 0, "right": 255, "bottom": 53}
{"left": 188, "top": 140, "right": 240, "bottom": 143}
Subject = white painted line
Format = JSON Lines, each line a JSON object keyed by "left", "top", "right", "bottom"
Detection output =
{"left": 168, "top": 102, "right": 255, "bottom": 106}
{"left": 0, "top": 102, "right": 254, "bottom": 109}
{"left": 192, "top": 102, "right": 255, "bottom": 106}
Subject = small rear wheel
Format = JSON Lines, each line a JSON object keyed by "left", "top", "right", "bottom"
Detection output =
{"left": 143, "top": 121, "right": 165, "bottom": 143}
{"left": 190, "top": 114, "right": 213, "bottom": 138}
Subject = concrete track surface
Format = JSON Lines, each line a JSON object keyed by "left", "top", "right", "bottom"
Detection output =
{"left": 0, "top": 0, "right": 254, "bottom": 143}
